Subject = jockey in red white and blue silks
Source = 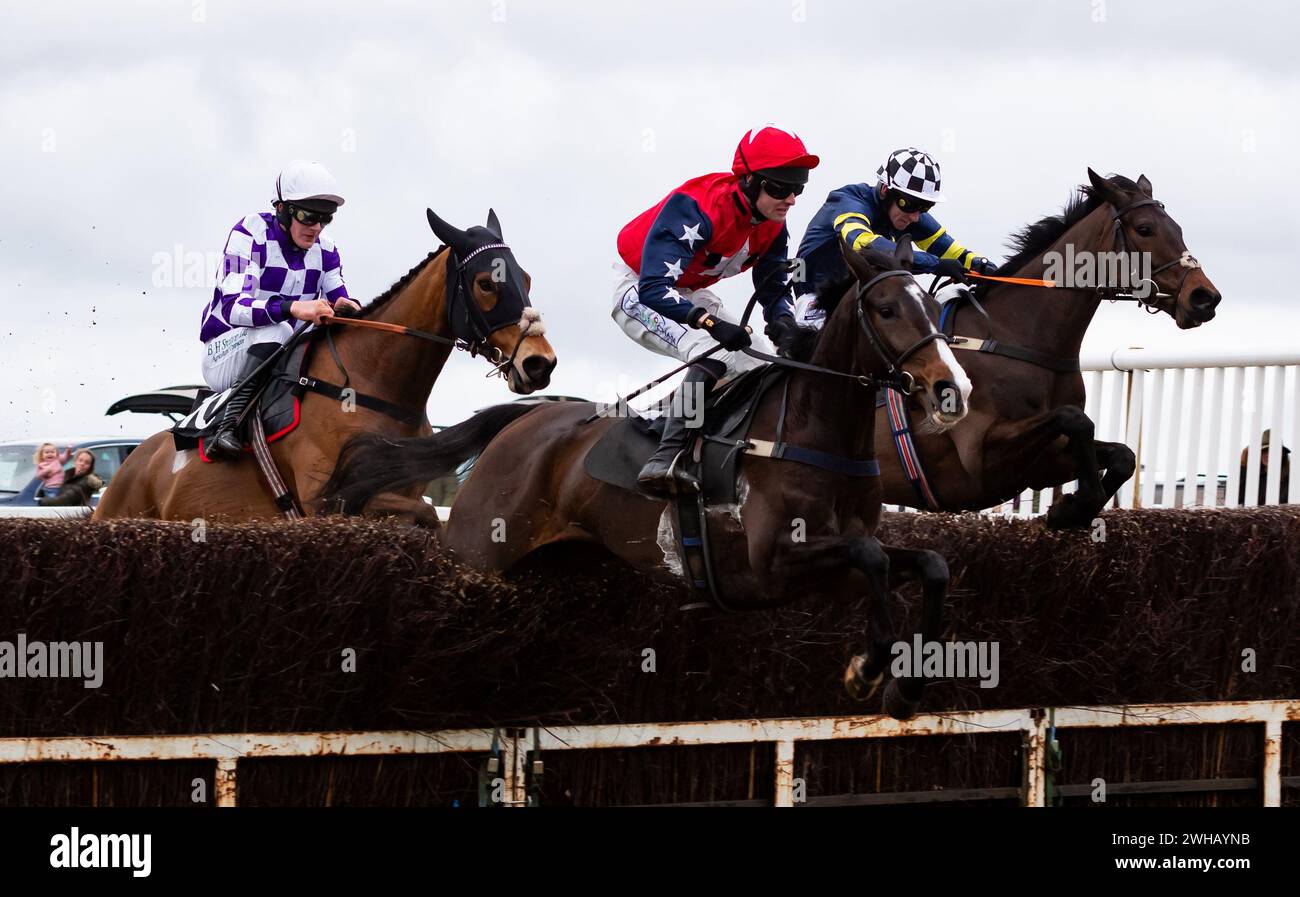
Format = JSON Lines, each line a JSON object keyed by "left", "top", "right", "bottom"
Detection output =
{"left": 612, "top": 126, "right": 819, "bottom": 493}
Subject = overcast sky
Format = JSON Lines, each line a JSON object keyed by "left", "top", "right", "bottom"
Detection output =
{"left": 2, "top": 0, "right": 1297, "bottom": 443}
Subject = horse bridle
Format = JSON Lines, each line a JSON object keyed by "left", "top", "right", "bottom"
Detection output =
{"left": 744, "top": 268, "right": 946, "bottom": 395}
{"left": 1107, "top": 197, "right": 1202, "bottom": 313}
{"left": 447, "top": 242, "right": 541, "bottom": 379}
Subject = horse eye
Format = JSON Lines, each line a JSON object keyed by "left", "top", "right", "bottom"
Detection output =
{"left": 878, "top": 306, "right": 896, "bottom": 320}
{"left": 1136, "top": 225, "right": 1154, "bottom": 237}
{"left": 478, "top": 278, "right": 497, "bottom": 292}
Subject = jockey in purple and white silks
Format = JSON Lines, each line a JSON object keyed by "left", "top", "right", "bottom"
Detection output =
{"left": 199, "top": 160, "right": 361, "bottom": 460}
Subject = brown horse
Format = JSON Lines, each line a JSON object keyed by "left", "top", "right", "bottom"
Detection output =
{"left": 94, "top": 209, "right": 556, "bottom": 525}
{"left": 322, "top": 239, "right": 972, "bottom": 719}
{"left": 870, "top": 169, "right": 1221, "bottom": 527}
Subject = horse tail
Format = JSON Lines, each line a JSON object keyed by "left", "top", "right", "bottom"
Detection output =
{"left": 319, "top": 402, "right": 538, "bottom": 515}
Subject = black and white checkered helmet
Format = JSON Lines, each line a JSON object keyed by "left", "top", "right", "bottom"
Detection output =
{"left": 876, "top": 147, "right": 945, "bottom": 203}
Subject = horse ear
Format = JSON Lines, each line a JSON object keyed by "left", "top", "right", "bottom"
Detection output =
{"left": 893, "top": 234, "right": 914, "bottom": 270}
{"left": 426, "top": 208, "right": 471, "bottom": 255}
{"left": 1086, "top": 167, "right": 1124, "bottom": 206}
{"left": 1136, "top": 174, "right": 1153, "bottom": 198}
{"left": 840, "top": 240, "right": 875, "bottom": 282}
{"left": 485, "top": 208, "right": 503, "bottom": 239}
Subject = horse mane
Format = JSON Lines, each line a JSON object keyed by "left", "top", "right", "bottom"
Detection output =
{"left": 786, "top": 249, "right": 904, "bottom": 363}
{"left": 355, "top": 244, "right": 449, "bottom": 318}
{"left": 994, "top": 175, "right": 1140, "bottom": 280}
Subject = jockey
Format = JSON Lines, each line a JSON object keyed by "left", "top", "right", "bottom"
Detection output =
{"left": 792, "top": 147, "right": 997, "bottom": 327}
{"left": 198, "top": 160, "right": 361, "bottom": 460}
{"left": 613, "top": 125, "right": 818, "bottom": 494}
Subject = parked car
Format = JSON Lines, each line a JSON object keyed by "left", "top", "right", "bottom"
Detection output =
{"left": 0, "top": 385, "right": 205, "bottom": 518}
{"left": 0, "top": 438, "right": 142, "bottom": 517}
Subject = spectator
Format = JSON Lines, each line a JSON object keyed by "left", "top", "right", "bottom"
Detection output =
{"left": 32, "top": 443, "right": 72, "bottom": 499}
{"left": 1238, "top": 429, "right": 1291, "bottom": 505}
{"left": 37, "top": 450, "right": 104, "bottom": 507}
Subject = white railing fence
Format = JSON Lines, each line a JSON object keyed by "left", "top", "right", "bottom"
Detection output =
{"left": 893, "top": 347, "right": 1300, "bottom": 518}
{"left": 1, "top": 700, "right": 1294, "bottom": 807}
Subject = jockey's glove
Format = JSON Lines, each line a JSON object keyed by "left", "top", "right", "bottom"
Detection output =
{"left": 931, "top": 259, "right": 970, "bottom": 281}
{"left": 765, "top": 314, "right": 801, "bottom": 358}
{"left": 972, "top": 257, "right": 999, "bottom": 275}
{"left": 688, "top": 308, "right": 751, "bottom": 351}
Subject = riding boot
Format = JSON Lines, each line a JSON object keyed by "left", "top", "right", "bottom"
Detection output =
{"left": 207, "top": 343, "right": 277, "bottom": 460}
{"left": 637, "top": 361, "right": 723, "bottom": 494}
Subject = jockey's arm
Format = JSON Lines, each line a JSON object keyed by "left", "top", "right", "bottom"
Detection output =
{"left": 753, "top": 224, "right": 794, "bottom": 324}
{"left": 216, "top": 221, "right": 288, "bottom": 328}
{"left": 907, "top": 214, "right": 995, "bottom": 273}
{"left": 318, "top": 240, "right": 359, "bottom": 311}
{"left": 636, "top": 193, "right": 713, "bottom": 323}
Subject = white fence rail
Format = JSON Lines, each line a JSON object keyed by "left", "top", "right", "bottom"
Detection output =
{"left": 899, "top": 347, "right": 1300, "bottom": 518}
{"left": 2, "top": 700, "right": 1295, "bottom": 807}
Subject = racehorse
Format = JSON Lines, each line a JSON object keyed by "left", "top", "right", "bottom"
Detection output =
{"left": 322, "top": 238, "right": 973, "bottom": 719}
{"left": 865, "top": 169, "right": 1221, "bottom": 527}
{"left": 94, "top": 209, "right": 556, "bottom": 525}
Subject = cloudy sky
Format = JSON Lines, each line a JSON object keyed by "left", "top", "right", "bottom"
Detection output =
{"left": 2, "top": 0, "right": 1297, "bottom": 443}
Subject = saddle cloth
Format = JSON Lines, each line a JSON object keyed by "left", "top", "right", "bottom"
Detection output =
{"left": 171, "top": 336, "right": 313, "bottom": 460}
{"left": 583, "top": 364, "right": 788, "bottom": 505}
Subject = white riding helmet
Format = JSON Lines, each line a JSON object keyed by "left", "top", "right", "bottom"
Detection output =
{"left": 275, "top": 160, "right": 345, "bottom": 209}
{"left": 876, "top": 147, "right": 945, "bottom": 203}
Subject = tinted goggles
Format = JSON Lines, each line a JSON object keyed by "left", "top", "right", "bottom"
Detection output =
{"left": 286, "top": 204, "right": 334, "bottom": 227}
{"left": 894, "top": 193, "right": 934, "bottom": 215}
{"left": 760, "top": 178, "right": 804, "bottom": 200}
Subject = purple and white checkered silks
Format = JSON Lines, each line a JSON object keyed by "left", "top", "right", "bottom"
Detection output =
{"left": 876, "top": 148, "right": 944, "bottom": 201}
{"left": 198, "top": 212, "right": 350, "bottom": 343}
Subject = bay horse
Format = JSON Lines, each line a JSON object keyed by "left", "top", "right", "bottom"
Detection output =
{"left": 869, "top": 169, "right": 1221, "bottom": 527}
{"left": 323, "top": 238, "right": 973, "bottom": 719}
{"left": 93, "top": 209, "right": 556, "bottom": 525}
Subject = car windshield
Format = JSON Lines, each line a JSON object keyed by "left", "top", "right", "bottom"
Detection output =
{"left": 0, "top": 444, "right": 38, "bottom": 493}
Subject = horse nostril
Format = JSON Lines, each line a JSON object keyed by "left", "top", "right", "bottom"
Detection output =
{"left": 1190, "top": 287, "right": 1220, "bottom": 312}
{"left": 934, "top": 379, "right": 964, "bottom": 416}
{"left": 522, "top": 354, "right": 554, "bottom": 384}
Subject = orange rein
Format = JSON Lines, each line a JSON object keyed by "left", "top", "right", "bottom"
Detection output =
{"left": 963, "top": 271, "right": 1057, "bottom": 288}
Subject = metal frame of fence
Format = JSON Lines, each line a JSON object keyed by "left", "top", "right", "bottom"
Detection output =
{"left": 2, "top": 699, "right": 1294, "bottom": 807}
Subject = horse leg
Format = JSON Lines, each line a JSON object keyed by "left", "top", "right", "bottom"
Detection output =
{"left": 1094, "top": 440, "right": 1137, "bottom": 509}
{"left": 839, "top": 537, "right": 897, "bottom": 708}
{"left": 982, "top": 406, "right": 1104, "bottom": 528}
{"left": 878, "top": 546, "right": 949, "bottom": 721}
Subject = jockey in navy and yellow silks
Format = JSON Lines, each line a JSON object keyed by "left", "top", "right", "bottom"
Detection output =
{"left": 793, "top": 148, "right": 997, "bottom": 325}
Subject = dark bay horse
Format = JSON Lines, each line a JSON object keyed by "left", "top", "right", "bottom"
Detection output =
{"left": 323, "top": 239, "right": 972, "bottom": 719}
{"left": 871, "top": 169, "right": 1221, "bottom": 527}
{"left": 94, "top": 209, "right": 556, "bottom": 525}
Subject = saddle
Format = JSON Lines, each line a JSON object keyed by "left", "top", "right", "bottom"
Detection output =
{"left": 171, "top": 329, "right": 315, "bottom": 458}
{"left": 584, "top": 364, "right": 786, "bottom": 506}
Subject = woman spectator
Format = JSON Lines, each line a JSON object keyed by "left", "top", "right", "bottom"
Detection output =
{"left": 37, "top": 450, "right": 104, "bottom": 507}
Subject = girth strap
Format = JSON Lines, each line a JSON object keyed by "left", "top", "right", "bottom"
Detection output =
{"left": 281, "top": 372, "right": 426, "bottom": 426}
{"left": 742, "top": 438, "right": 880, "bottom": 477}
{"left": 948, "top": 335, "right": 1082, "bottom": 373}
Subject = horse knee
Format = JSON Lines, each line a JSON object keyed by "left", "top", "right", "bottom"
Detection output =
{"left": 914, "top": 550, "right": 949, "bottom": 588}
{"left": 1054, "top": 405, "right": 1094, "bottom": 440}
{"left": 847, "top": 538, "right": 889, "bottom": 577}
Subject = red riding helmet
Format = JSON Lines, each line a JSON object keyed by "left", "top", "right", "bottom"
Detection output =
{"left": 732, "top": 126, "right": 820, "bottom": 184}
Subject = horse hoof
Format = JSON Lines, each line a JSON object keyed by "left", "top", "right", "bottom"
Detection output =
{"left": 1046, "top": 496, "right": 1091, "bottom": 529}
{"left": 843, "top": 655, "right": 883, "bottom": 702}
{"left": 883, "top": 679, "right": 919, "bottom": 721}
